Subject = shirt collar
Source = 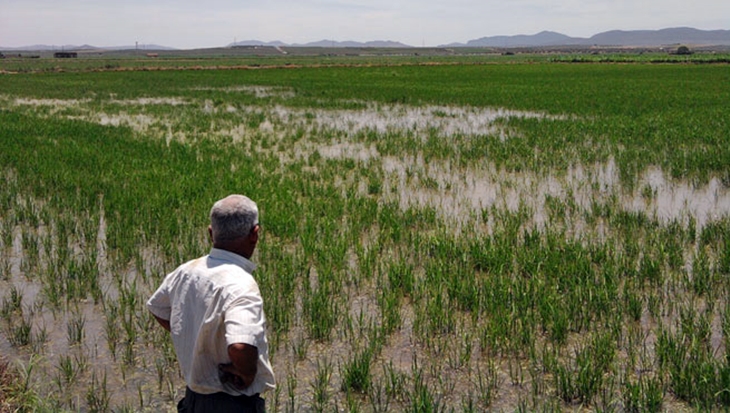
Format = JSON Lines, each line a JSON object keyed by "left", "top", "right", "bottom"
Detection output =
{"left": 209, "top": 248, "right": 257, "bottom": 273}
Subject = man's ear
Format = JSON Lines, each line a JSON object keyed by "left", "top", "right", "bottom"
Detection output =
{"left": 250, "top": 224, "right": 260, "bottom": 242}
{"left": 208, "top": 225, "right": 213, "bottom": 241}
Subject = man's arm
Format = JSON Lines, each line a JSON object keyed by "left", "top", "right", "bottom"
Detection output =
{"left": 219, "top": 343, "right": 258, "bottom": 389}
{"left": 152, "top": 314, "right": 171, "bottom": 332}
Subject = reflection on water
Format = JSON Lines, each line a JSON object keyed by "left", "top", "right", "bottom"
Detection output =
{"left": 629, "top": 166, "right": 730, "bottom": 228}
{"left": 378, "top": 155, "right": 730, "bottom": 232}
{"left": 303, "top": 104, "right": 558, "bottom": 138}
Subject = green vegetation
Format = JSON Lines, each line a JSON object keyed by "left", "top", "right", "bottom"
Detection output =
{"left": 0, "top": 55, "right": 729, "bottom": 411}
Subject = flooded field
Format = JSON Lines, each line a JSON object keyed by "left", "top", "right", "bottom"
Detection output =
{"left": 1, "top": 62, "right": 730, "bottom": 412}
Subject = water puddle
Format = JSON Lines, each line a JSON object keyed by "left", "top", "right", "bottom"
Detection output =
{"left": 317, "top": 142, "right": 378, "bottom": 162}
{"left": 109, "top": 97, "right": 189, "bottom": 106}
{"left": 174, "top": 97, "right": 730, "bottom": 233}
{"left": 379, "top": 155, "right": 730, "bottom": 232}
{"left": 97, "top": 112, "right": 158, "bottom": 132}
{"left": 308, "top": 104, "right": 558, "bottom": 138}
{"left": 7, "top": 95, "right": 557, "bottom": 151}
{"left": 628, "top": 167, "right": 730, "bottom": 228}
{"left": 190, "top": 85, "right": 295, "bottom": 99}
{"left": 13, "top": 98, "right": 91, "bottom": 107}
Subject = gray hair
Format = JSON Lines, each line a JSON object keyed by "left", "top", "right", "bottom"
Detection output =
{"left": 209, "top": 195, "right": 259, "bottom": 243}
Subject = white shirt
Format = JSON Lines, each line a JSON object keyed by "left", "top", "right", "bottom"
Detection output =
{"left": 146, "top": 248, "right": 276, "bottom": 396}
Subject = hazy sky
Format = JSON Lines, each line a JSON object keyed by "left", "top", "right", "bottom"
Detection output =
{"left": 1, "top": 0, "right": 728, "bottom": 48}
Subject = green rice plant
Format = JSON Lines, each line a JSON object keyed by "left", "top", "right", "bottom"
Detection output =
{"left": 374, "top": 364, "right": 405, "bottom": 407}
{"left": 86, "top": 370, "right": 110, "bottom": 413}
{"left": 457, "top": 331, "right": 473, "bottom": 369}
{"left": 118, "top": 279, "right": 139, "bottom": 344}
{"left": 575, "top": 336, "right": 614, "bottom": 404}
{"left": 544, "top": 194, "right": 567, "bottom": 224}
{"left": 554, "top": 361, "right": 577, "bottom": 405}
{"left": 66, "top": 311, "right": 85, "bottom": 346}
{"left": 121, "top": 338, "right": 136, "bottom": 367}
{"left": 20, "top": 230, "right": 39, "bottom": 276}
{"left": 340, "top": 344, "right": 374, "bottom": 394}
{"left": 253, "top": 244, "right": 300, "bottom": 342}
{"left": 474, "top": 360, "right": 500, "bottom": 409}
{"left": 54, "top": 353, "right": 81, "bottom": 390}
{"left": 677, "top": 302, "right": 712, "bottom": 348}
{"left": 377, "top": 283, "right": 401, "bottom": 336}
{"left": 355, "top": 242, "right": 376, "bottom": 281}
{"left": 554, "top": 331, "right": 617, "bottom": 406}
{"left": 6, "top": 314, "right": 33, "bottom": 347}
{"left": 84, "top": 252, "right": 103, "bottom": 305}
{"left": 368, "top": 377, "right": 391, "bottom": 413}
{"left": 311, "top": 358, "right": 333, "bottom": 413}
{"left": 722, "top": 299, "right": 730, "bottom": 358}
{"left": 103, "top": 300, "right": 119, "bottom": 359}
{"left": 622, "top": 286, "right": 643, "bottom": 323}
{"left": 646, "top": 292, "right": 662, "bottom": 320}
{"left": 407, "top": 360, "right": 442, "bottom": 413}
{"left": 284, "top": 372, "right": 297, "bottom": 413}
{"left": 508, "top": 355, "right": 524, "bottom": 386}
{"left": 0, "top": 217, "right": 13, "bottom": 251}
{"left": 115, "top": 402, "right": 137, "bottom": 413}
{"left": 30, "top": 321, "right": 47, "bottom": 354}
{"left": 539, "top": 296, "right": 570, "bottom": 345}
{"left": 655, "top": 320, "right": 724, "bottom": 409}
{"left": 154, "top": 357, "right": 167, "bottom": 393}
{"left": 622, "top": 374, "right": 663, "bottom": 413}
{"left": 291, "top": 332, "right": 309, "bottom": 361}
{"left": 6, "top": 355, "right": 43, "bottom": 410}
{"left": 717, "top": 363, "right": 730, "bottom": 407}
{"left": 386, "top": 258, "right": 415, "bottom": 299}
{"left": 414, "top": 284, "right": 456, "bottom": 338}
{"left": 690, "top": 248, "right": 714, "bottom": 297}
{"left": 719, "top": 236, "right": 730, "bottom": 276}
{"left": 40, "top": 267, "right": 62, "bottom": 309}
{"left": 303, "top": 270, "right": 340, "bottom": 341}
{"left": 1, "top": 286, "right": 23, "bottom": 319}
{"left": 0, "top": 251, "right": 9, "bottom": 282}
{"left": 638, "top": 254, "right": 662, "bottom": 287}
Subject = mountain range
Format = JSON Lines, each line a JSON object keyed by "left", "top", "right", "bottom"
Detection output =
{"left": 229, "top": 39, "right": 412, "bottom": 48}
{"left": 0, "top": 43, "right": 176, "bottom": 52}
{"left": 451, "top": 27, "right": 730, "bottom": 48}
{"left": 227, "top": 28, "right": 730, "bottom": 48}
{"left": 3, "top": 28, "right": 729, "bottom": 51}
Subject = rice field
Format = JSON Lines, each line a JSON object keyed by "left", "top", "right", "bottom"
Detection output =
{"left": 1, "top": 56, "right": 730, "bottom": 412}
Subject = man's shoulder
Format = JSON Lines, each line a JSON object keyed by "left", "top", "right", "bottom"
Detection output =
{"left": 214, "top": 267, "right": 261, "bottom": 302}
{"left": 216, "top": 266, "right": 258, "bottom": 289}
{"left": 174, "top": 255, "right": 208, "bottom": 271}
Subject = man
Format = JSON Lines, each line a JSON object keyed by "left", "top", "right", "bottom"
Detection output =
{"left": 147, "top": 195, "right": 275, "bottom": 412}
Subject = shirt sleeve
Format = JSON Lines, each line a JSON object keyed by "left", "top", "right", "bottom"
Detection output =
{"left": 147, "top": 277, "right": 172, "bottom": 321}
{"left": 224, "top": 289, "right": 266, "bottom": 348}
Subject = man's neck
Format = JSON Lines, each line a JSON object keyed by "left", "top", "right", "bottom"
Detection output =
{"left": 213, "top": 241, "right": 253, "bottom": 259}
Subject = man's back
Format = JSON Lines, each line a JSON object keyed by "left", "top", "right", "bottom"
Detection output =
{"left": 147, "top": 248, "right": 275, "bottom": 396}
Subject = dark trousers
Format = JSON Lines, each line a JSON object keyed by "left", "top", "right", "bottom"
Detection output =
{"left": 178, "top": 387, "right": 265, "bottom": 413}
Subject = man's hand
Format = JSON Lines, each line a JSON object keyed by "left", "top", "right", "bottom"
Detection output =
{"left": 153, "top": 314, "right": 171, "bottom": 332}
{"left": 218, "top": 363, "right": 248, "bottom": 389}
{"left": 222, "top": 343, "right": 258, "bottom": 390}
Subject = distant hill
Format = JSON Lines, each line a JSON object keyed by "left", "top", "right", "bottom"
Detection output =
{"left": 455, "top": 27, "right": 730, "bottom": 47}
{"left": 588, "top": 28, "right": 730, "bottom": 46}
{"left": 1, "top": 44, "right": 176, "bottom": 52}
{"left": 229, "top": 40, "right": 287, "bottom": 47}
{"left": 460, "top": 31, "right": 582, "bottom": 48}
{"left": 229, "top": 39, "right": 411, "bottom": 48}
